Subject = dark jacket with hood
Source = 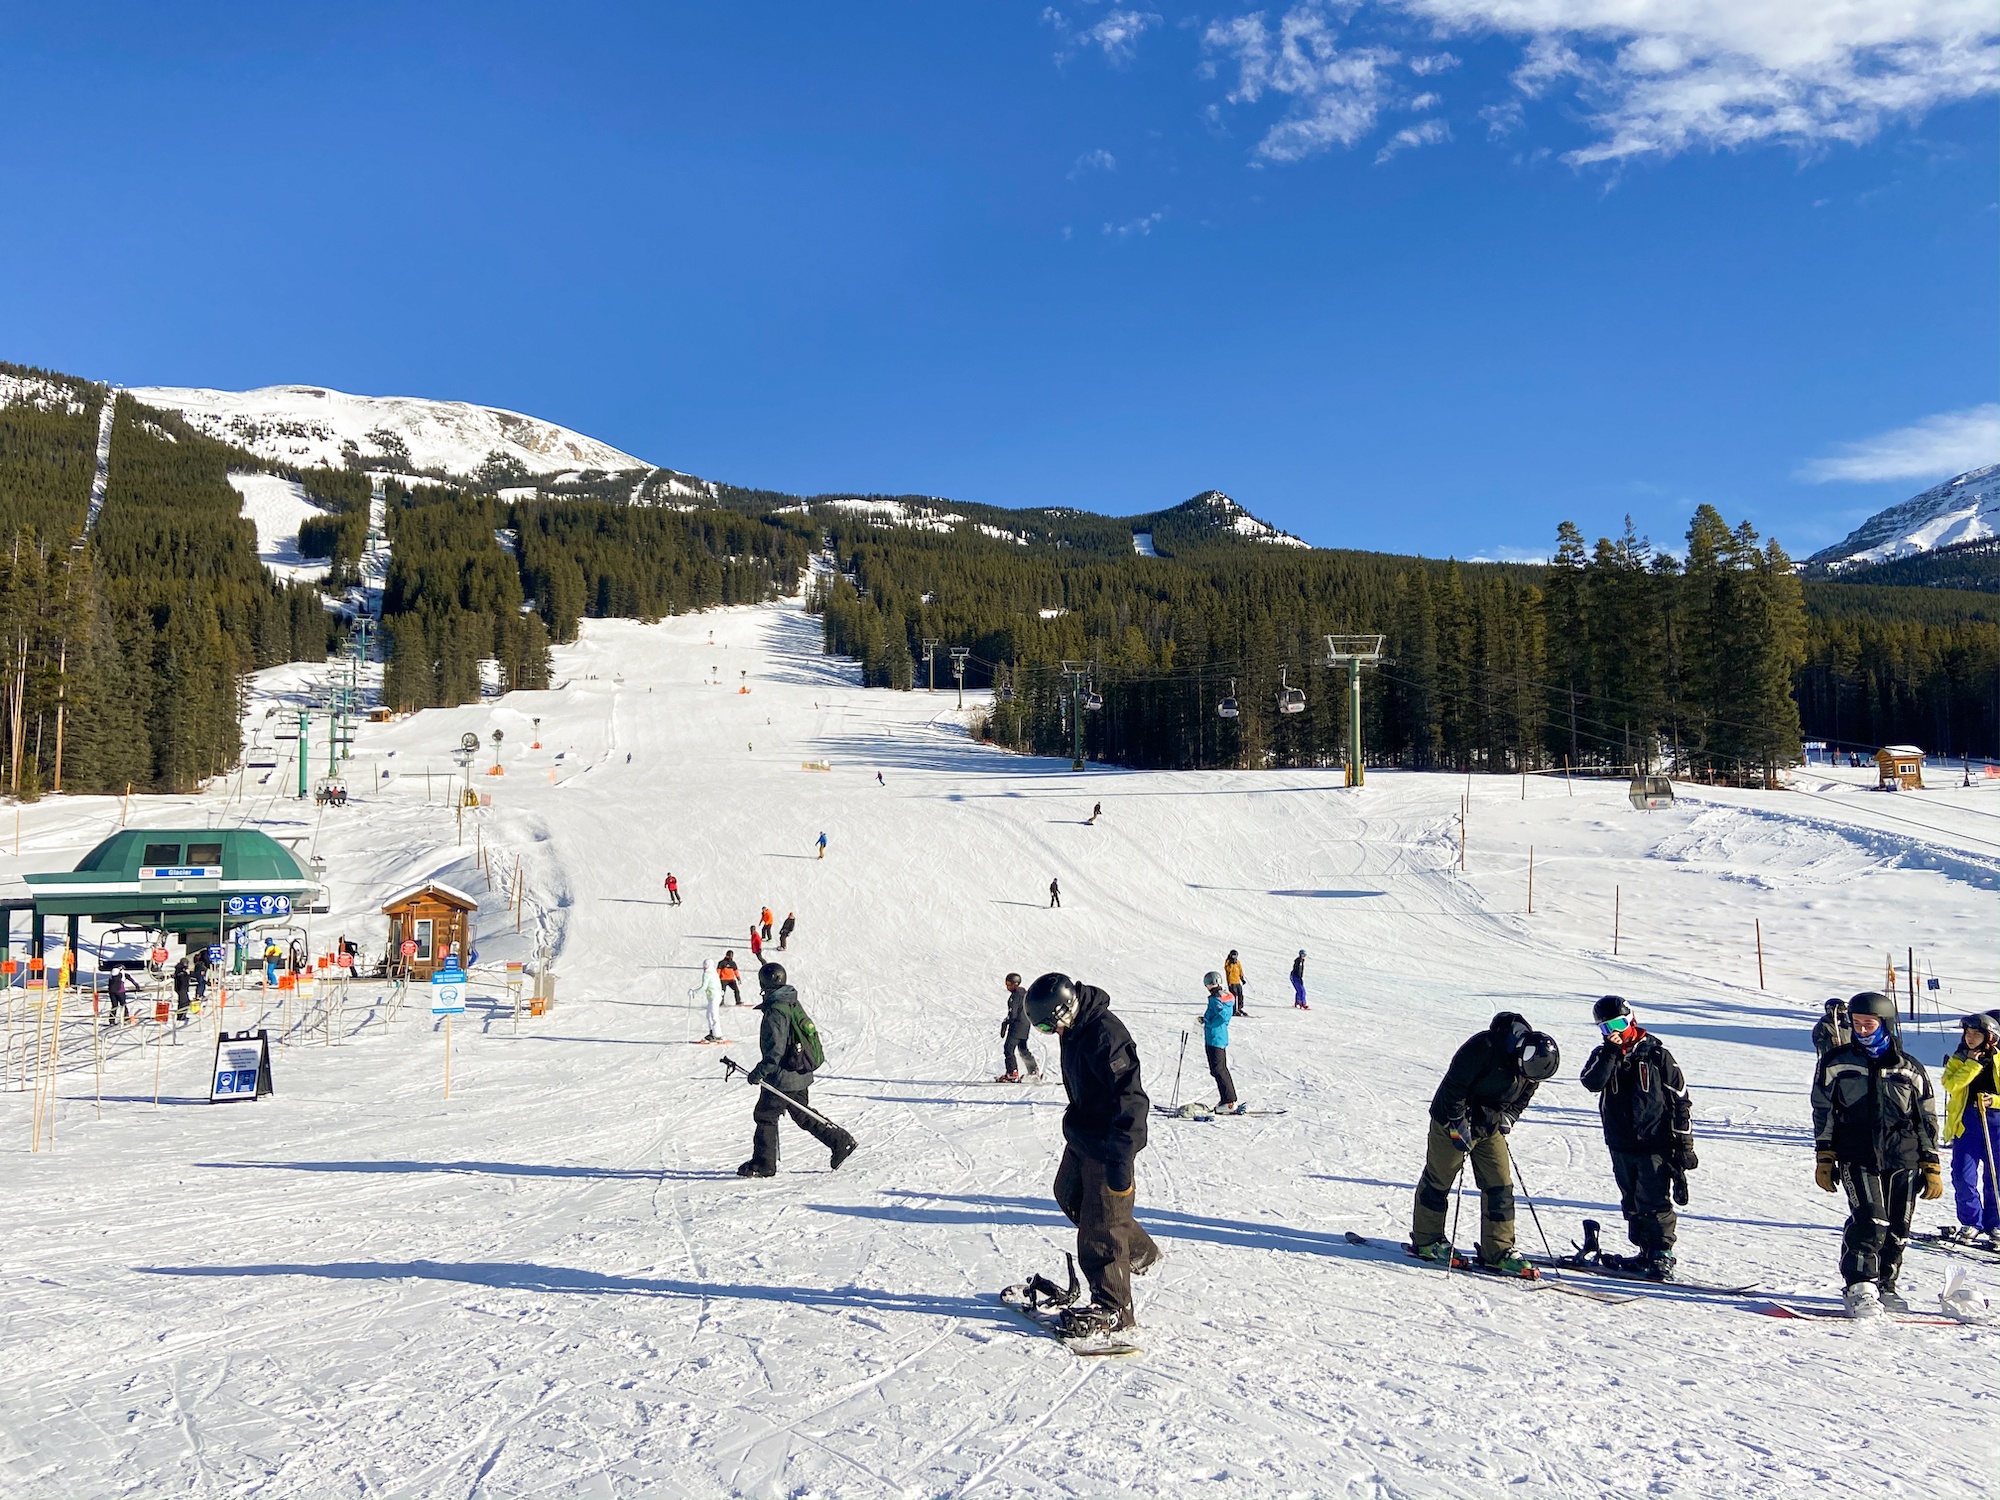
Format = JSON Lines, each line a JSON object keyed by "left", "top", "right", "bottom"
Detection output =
{"left": 1003, "top": 984, "right": 1032, "bottom": 1042}
{"left": 1429, "top": 1012, "right": 1541, "bottom": 1141}
{"left": 1812, "top": 1028, "right": 1939, "bottom": 1172}
{"left": 749, "top": 984, "right": 817, "bottom": 1093}
{"left": 1058, "top": 983, "right": 1149, "bottom": 1187}
{"left": 1580, "top": 1029, "right": 1691, "bottom": 1155}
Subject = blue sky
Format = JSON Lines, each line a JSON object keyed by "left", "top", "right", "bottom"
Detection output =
{"left": 1, "top": 2, "right": 1993, "bottom": 559}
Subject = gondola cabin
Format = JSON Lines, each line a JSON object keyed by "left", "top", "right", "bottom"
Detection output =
{"left": 1875, "top": 745, "right": 1925, "bottom": 791}
{"left": 1628, "top": 774, "right": 1675, "bottom": 811}
{"left": 379, "top": 881, "right": 478, "bottom": 979}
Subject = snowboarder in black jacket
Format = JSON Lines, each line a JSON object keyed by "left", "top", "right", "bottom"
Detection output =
{"left": 996, "top": 971, "right": 1040, "bottom": 1082}
{"left": 1411, "top": 1011, "right": 1560, "bottom": 1273}
{"left": 1023, "top": 973, "right": 1159, "bottom": 1335}
{"left": 1580, "top": 996, "right": 1695, "bottom": 1279}
{"left": 738, "top": 963, "right": 856, "bottom": 1178}
{"left": 1811, "top": 990, "right": 1942, "bottom": 1317}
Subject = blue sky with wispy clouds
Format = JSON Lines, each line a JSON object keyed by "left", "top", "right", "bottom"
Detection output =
{"left": 0, "top": 2, "right": 1992, "bottom": 558}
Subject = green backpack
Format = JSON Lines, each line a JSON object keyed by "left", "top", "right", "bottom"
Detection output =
{"left": 783, "top": 1001, "right": 826, "bottom": 1073}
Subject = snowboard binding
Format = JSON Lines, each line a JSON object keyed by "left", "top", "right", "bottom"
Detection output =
{"left": 1003, "top": 1253, "right": 1083, "bottom": 1312}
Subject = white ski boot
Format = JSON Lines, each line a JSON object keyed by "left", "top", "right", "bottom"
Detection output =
{"left": 1842, "top": 1283, "right": 1881, "bottom": 1319}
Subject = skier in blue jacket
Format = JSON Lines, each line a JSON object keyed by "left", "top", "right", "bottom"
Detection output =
{"left": 1201, "top": 972, "right": 1243, "bottom": 1114}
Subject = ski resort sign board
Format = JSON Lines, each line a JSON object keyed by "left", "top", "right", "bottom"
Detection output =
{"left": 210, "top": 1030, "right": 274, "bottom": 1102}
{"left": 430, "top": 966, "right": 468, "bottom": 1015}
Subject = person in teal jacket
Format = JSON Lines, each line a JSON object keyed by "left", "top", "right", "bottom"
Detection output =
{"left": 1201, "top": 971, "right": 1242, "bottom": 1114}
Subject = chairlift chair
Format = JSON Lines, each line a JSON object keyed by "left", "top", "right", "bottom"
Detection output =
{"left": 1084, "top": 689, "right": 1104, "bottom": 712}
{"left": 1276, "top": 666, "right": 1306, "bottom": 715}
{"left": 1218, "top": 678, "right": 1239, "bottom": 719}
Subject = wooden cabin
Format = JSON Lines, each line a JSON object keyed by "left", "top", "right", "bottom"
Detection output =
{"left": 1875, "top": 745, "right": 1925, "bottom": 791}
{"left": 380, "top": 881, "right": 478, "bottom": 979}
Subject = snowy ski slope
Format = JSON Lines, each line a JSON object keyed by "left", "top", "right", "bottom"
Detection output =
{"left": 2, "top": 601, "right": 1995, "bottom": 1498}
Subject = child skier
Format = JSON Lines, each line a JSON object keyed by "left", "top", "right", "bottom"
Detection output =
{"left": 1201, "top": 972, "right": 1242, "bottom": 1114}
{"left": 1579, "top": 996, "right": 1696, "bottom": 1280}
{"left": 1290, "top": 950, "right": 1308, "bottom": 1010}
{"left": 1940, "top": 1010, "right": 2000, "bottom": 1249}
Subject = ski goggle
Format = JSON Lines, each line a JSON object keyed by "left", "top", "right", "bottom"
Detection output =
{"left": 1599, "top": 1016, "right": 1633, "bottom": 1036}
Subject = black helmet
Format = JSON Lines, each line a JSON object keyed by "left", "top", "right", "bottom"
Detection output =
{"left": 758, "top": 961, "right": 787, "bottom": 992}
{"left": 1024, "top": 972, "right": 1080, "bottom": 1033}
{"left": 1515, "top": 1030, "right": 1561, "bottom": 1081}
{"left": 1591, "top": 995, "right": 1631, "bottom": 1025}
{"left": 1848, "top": 991, "right": 1898, "bottom": 1036}
{"left": 1823, "top": 996, "right": 1847, "bottom": 1013}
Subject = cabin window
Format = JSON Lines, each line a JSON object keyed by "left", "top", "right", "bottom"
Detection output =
{"left": 142, "top": 843, "right": 181, "bottom": 866}
{"left": 186, "top": 842, "right": 223, "bottom": 866}
{"left": 414, "top": 919, "right": 434, "bottom": 961}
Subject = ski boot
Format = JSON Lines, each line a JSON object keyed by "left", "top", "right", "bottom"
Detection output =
{"left": 1979, "top": 1231, "right": 2000, "bottom": 1253}
{"left": 736, "top": 1161, "right": 775, "bottom": 1178}
{"left": 829, "top": 1134, "right": 858, "bottom": 1170}
{"left": 1877, "top": 1282, "right": 1910, "bottom": 1314}
{"left": 1409, "top": 1239, "right": 1454, "bottom": 1266}
{"left": 1055, "top": 1302, "right": 1128, "bottom": 1341}
{"left": 995, "top": 1071, "right": 1021, "bottom": 1083}
{"left": 1842, "top": 1283, "right": 1881, "bottom": 1319}
{"left": 1477, "top": 1248, "right": 1537, "bottom": 1277}
{"left": 1220, "top": 1101, "right": 1247, "bottom": 1116}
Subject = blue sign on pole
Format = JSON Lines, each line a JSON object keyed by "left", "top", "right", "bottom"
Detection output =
{"left": 431, "top": 966, "right": 468, "bottom": 1015}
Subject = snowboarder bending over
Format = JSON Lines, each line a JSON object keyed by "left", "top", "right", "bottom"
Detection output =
{"left": 738, "top": 962, "right": 857, "bottom": 1177}
{"left": 1201, "top": 973, "right": 1242, "bottom": 1114}
{"left": 1410, "top": 1012, "right": 1560, "bottom": 1274}
{"left": 1941, "top": 1011, "right": 2000, "bottom": 1249}
{"left": 1024, "top": 972, "right": 1160, "bottom": 1335}
{"left": 997, "top": 972, "right": 1041, "bottom": 1082}
{"left": 1579, "top": 996, "right": 1695, "bottom": 1280}
{"left": 1811, "top": 991, "right": 1942, "bottom": 1317}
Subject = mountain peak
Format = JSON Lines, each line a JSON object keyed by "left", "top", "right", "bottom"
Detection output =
{"left": 1807, "top": 463, "right": 2000, "bottom": 571}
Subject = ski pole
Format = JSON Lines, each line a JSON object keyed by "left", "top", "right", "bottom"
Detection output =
{"left": 720, "top": 1055, "right": 845, "bottom": 1133}
{"left": 1170, "top": 1030, "right": 1188, "bottom": 1112}
{"left": 1446, "top": 1156, "right": 1467, "bottom": 1275}
{"left": 1509, "top": 1151, "right": 1558, "bottom": 1263}
{"left": 1979, "top": 1097, "right": 1999, "bottom": 1223}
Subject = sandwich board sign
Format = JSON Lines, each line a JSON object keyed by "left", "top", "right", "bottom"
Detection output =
{"left": 431, "top": 965, "right": 468, "bottom": 1015}
{"left": 210, "top": 1030, "right": 274, "bottom": 1102}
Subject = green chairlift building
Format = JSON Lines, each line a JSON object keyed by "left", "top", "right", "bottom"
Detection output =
{"left": 13, "top": 829, "right": 324, "bottom": 967}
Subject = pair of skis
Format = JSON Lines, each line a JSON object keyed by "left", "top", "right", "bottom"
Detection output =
{"left": 1154, "top": 1102, "right": 1288, "bottom": 1120}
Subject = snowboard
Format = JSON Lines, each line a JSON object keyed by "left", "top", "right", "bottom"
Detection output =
{"left": 1752, "top": 1300, "right": 1960, "bottom": 1326}
{"left": 1529, "top": 1256, "right": 1762, "bottom": 1297}
{"left": 997, "top": 1291, "right": 1144, "bottom": 1357}
{"left": 1154, "top": 1103, "right": 1288, "bottom": 1120}
{"left": 1342, "top": 1232, "right": 1638, "bottom": 1304}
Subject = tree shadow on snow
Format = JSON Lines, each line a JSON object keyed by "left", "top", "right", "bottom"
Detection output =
{"left": 135, "top": 1259, "right": 1014, "bottom": 1325}
{"left": 198, "top": 1159, "right": 736, "bottom": 1183}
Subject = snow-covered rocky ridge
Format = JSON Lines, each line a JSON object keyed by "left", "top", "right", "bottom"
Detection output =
{"left": 1179, "top": 488, "right": 1309, "bottom": 547}
{"left": 1807, "top": 464, "right": 2000, "bottom": 570}
{"left": 126, "top": 383, "right": 651, "bottom": 481}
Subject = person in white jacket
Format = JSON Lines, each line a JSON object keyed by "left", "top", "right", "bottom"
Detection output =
{"left": 694, "top": 959, "right": 725, "bottom": 1043}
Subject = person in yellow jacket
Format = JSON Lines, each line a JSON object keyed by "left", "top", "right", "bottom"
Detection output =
{"left": 1223, "top": 951, "right": 1246, "bottom": 1018}
{"left": 1941, "top": 1011, "right": 2000, "bottom": 1249}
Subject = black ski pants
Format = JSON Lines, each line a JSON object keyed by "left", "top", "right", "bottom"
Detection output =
{"left": 1054, "top": 1146, "right": 1159, "bottom": 1328}
{"left": 721, "top": 978, "right": 741, "bottom": 1004}
{"left": 1609, "top": 1150, "right": 1677, "bottom": 1253}
{"left": 1229, "top": 983, "right": 1245, "bottom": 1017}
{"left": 1003, "top": 1029, "right": 1039, "bottom": 1076}
{"left": 1839, "top": 1164, "right": 1917, "bottom": 1290}
{"left": 750, "top": 1082, "right": 848, "bottom": 1172}
{"left": 1205, "top": 1044, "right": 1236, "bottom": 1107}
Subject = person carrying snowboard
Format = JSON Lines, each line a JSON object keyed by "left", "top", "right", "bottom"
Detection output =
{"left": 1023, "top": 972, "right": 1160, "bottom": 1335}
{"left": 1811, "top": 990, "right": 1943, "bottom": 1317}
{"left": 1048, "top": 877, "right": 1061, "bottom": 909}
{"left": 1290, "top": 950, "right": 1308, "bottom": 1011}
{"left": 760, "top": 908, "right": 774, "bottom": 942}
{"left": 717, "top": 951, "right": 743, "bottom": 1005}
{"left": 1940, "top": 1010, "right": 2000, "bottom": 1250}
{"left": 665, "top": 873, "right": 681, "bottom": 907}
{"left": 738, "top": 962, "right": 857, "bottom": 1177}
{"left": 1201, "top": 972, "right": 1242, "bottom": 1114}
{"left": 997, "top": 971, "right": 1041, "bottom": 1082}
{"left": 779, "top": 912, "right": 795, "bottom": 951}
{"left": 694, "top": 958, "right": 725, "bottom": 1044}
{"left": 1410, "top": 1012, "right": 1560, "bottom": 1274}
{"left": 1224, "top": 951, "right": 1246, "bottom": 1017}
{"left": 1579, "top": 995, "right": 1695, "bottom": 1280}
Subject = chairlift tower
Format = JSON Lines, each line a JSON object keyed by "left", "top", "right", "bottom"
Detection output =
{"left": 1324, "top": 635, "right": 1386, "bottom": 788}
{"left": 921, "top": 639, "right": 941, "bottom": 692}
{"left": 949, "top": 646, "right": 969, "bottom": 710}
{"left": 1060, "top": 661, "right": 1092, "bottom": 771}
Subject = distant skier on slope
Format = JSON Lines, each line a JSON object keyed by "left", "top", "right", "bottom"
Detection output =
{"left": 1023, "top": 972, "right": 1159, "bottom": 1336}
{"left": 816, "top": 831, "right": 827, "bottom": 859}
{"left": 694, "top": 958, "right": 725, "bottom": 1043}
{"left": 1201, "top": 972, "right": 1242, "bottom": 1114}
{"left": 996, "top": 971, "right": 1041, "bottom": 1082}
{"left": 1224, "top": 951, "right": 1246, "bottom": 1017}
{"left": 760, "top": 907, "right": 774, "bottom": 942}
{"left": 738, "top": 962, "right": 857, "bottom": 1177}
{"left": 1941, "top": 1011, "right": 2000, "bottom": 1249}
{"left": 717, "top": 951, "right": 743, "bottom": 1005}
{"left": 1048, "top": 877, "right": 1061, "bottom": 909}
{"left": 778, "top": 912, "right": 795, "bottom": 951}
{"left": 1087, "top": 802, "right": 1101, "bottom": 825}
{"left": 1811, "top": 991, "right": 1942, "bottom": 1317}
{"left": 1579, "top": 996, "right": 1696, "bottom": 1281}
{"left": 664, "top": 873, "right": 681, "bottom": 907}
{"left": 749, "top": 925, "right": 763, "bottom": 962}
{"left": 1290, "top": 950, "right": 1308, "bottom": 1011}
{"left": 1409, "top": 1013, "right": 1560, "bottom": 1275}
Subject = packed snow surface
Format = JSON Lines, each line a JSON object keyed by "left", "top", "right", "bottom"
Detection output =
{"left": 2, "top": 600, "right": 1996, "bottom": 1498}
{"left": 127, "top": 383, "right": 650, "bottom": 480}
{"left": 228, "top": 472, "right": 331, "bottom": 585}
{"left": 1809, "top": 463, "right": 2000, "bottom": 568}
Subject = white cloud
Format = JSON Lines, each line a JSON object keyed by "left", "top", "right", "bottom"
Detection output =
{"left": 1103, "top": 210, "right": 1165, "bottom": 236}
{"left": 1198, "top": 0, "right": 1997, "bottom": 165}
{"left": 1068, "top": 147, "right": 1118, "bottom": 179}
{"left": 1375, "top": 117, "right": 1452, "bottom": 160}
{"left": 1046, "top": 7, "right": 1162, "bottom": 66}
{"left": 1799, "top": 404, "right": 2000, "bottom": 484}
{"left": 1203, "top": 9, "right": 1402, "bottom": 160}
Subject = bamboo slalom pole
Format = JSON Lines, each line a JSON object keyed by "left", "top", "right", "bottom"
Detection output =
{"left": 1755, "top": 919, "right": 1766, "bottom": 991}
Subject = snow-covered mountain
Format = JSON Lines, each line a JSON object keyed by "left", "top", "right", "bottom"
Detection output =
{"left": 125, "top": 383, "right": 651, "bottom": 481}
{"left": 1807, "top": 464, "right": 2000, "bottom": 571}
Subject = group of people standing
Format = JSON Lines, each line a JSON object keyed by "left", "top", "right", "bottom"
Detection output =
{"left": 746, "top": 907, "right": 796, "bottom": 963}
